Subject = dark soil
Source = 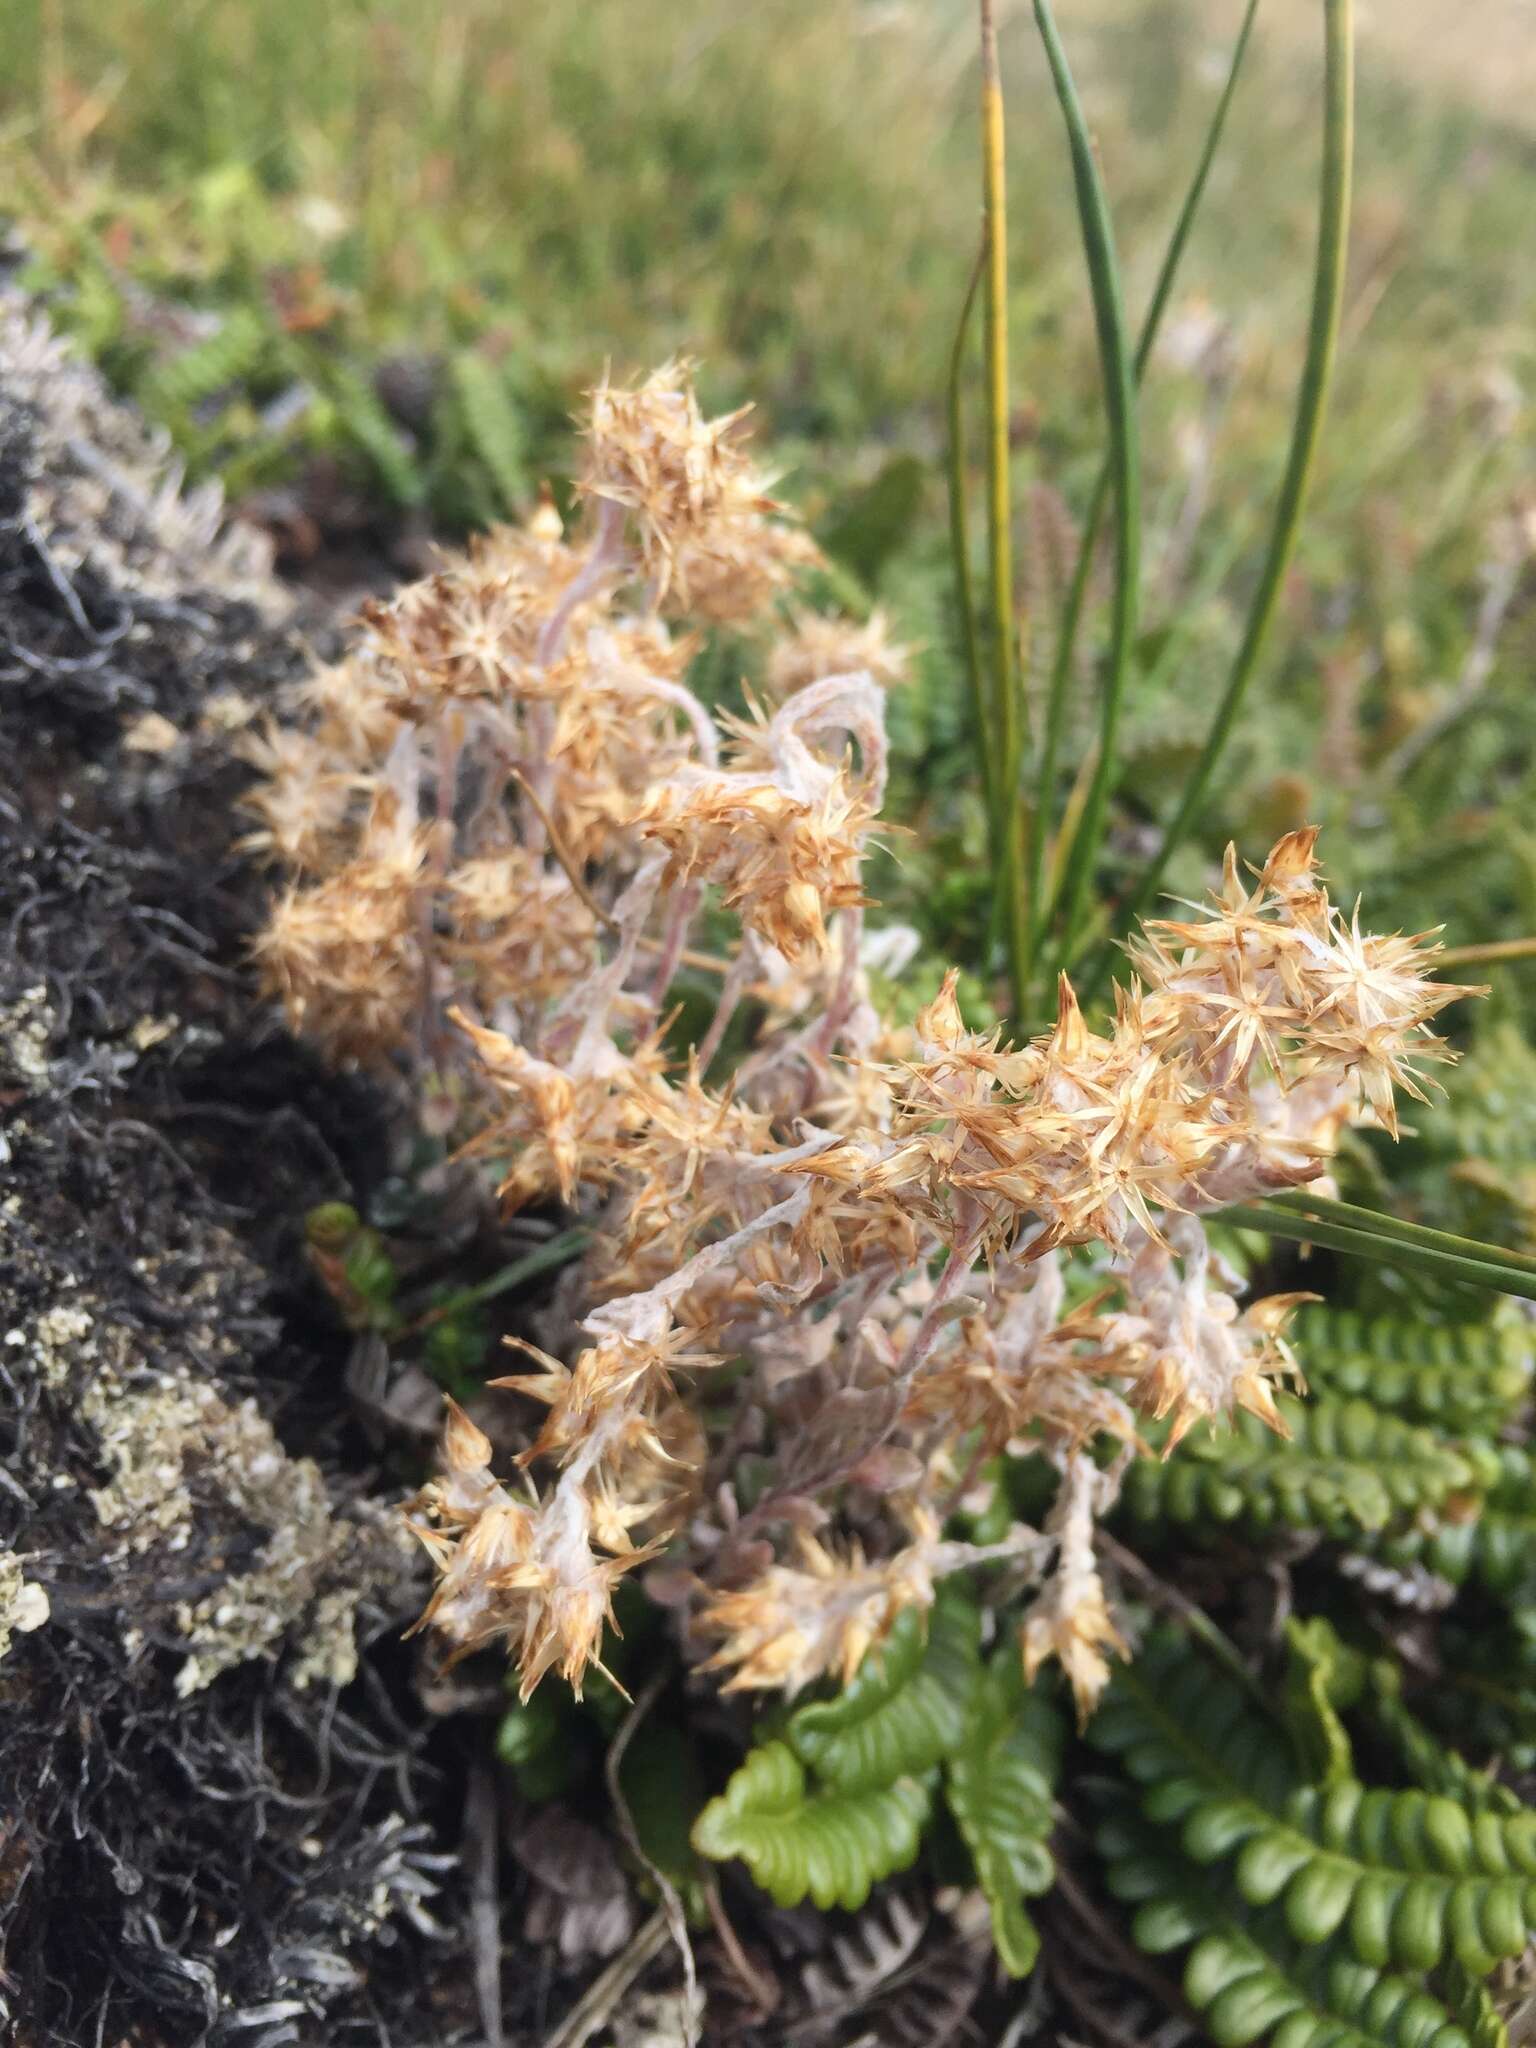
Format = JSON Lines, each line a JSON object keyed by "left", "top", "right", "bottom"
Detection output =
{"left": 0, "top": 314, "right": 492, "bottom": 2048}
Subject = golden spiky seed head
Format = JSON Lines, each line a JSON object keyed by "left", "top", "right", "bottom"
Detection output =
{"left": 581, "top": 358, "right": 816, "bottom": 620}
{"left": 765, "top": 607, "right": 912, "bottom": 700}
{"left": 441, "top": 1396, "right": 493, "bottom": 1472}
{"left": 1020, "top": 1572, "right": 1126, "bottom": 1727}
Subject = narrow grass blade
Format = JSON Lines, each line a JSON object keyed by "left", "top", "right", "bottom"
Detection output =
{"left": 1222, "top": 1204, "right": 1536, "bottom": 1302}
{"left": 1031, "top": 0, "right": 1140, "bottom": 977}
{"left": 947, "top": 242, "right": 997, "bottom": 838}
{"left": 406, "top": 1226, "right": 591, "bottom": 1334}
{"left": 1435, "top": 936, "right": 1536, "bottom": 970}
{"left": 1115, "top": 0, "right": 1355, "bottom": 948}
{"left": 1263, "top": 1191, "right": 1536, "bottom": 1277}
{"left": 1027, "top": 0, "right": 1260, "bottom": 984}
{"left": 979, "top": 0, "right": 1030, "bottom": 1008}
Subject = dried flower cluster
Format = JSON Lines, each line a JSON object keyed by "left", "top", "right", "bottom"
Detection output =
{"left": 250, "top": 361, "right": 1475, "bottom": 1722}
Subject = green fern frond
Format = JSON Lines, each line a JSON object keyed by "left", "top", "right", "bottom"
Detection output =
{"left": 141, "top": 305, "right": 271, "bottom": 417}
{"left": 1285, "top": 1617, "right": 1362, "bottom": 1786}
{"left": 1292, "top": 1308, "right": 1533, "bottom": 1435}
{"left": 787, "top": 1595, "right": 980, "bottom": 1794}
{"left": 1442, "top": 1961, "right": 1514, "bottom": 2048}
{"left": 1120, "top": 1395, "right": 1480, "bottom": 1541}
{"left": 1364, "top": 1444, "right": 1536, "bottom": 1601}
{"left": 320, "top": 363, "right": 425, "bottom": 506}
{"left": 695, "top": 1597, "right": 1062, "bottom": 1939}
{"left": 1089, "top": 1634, "right": 1536, "bottom": 1975}
{"left": 448, "top": 352, "right": 529, "bottom": 514}
{"left": 1407, "top": 1021, "right": 1536, "bottom": 1175}
{"left": 944, "top": 1645, "right": 1064, "bottom": 1977}
{"left": 690, "top": 1739, "right": 931, "bottom": 1911}
{"left": 1288, "top": 1616, "right": 1516, "bottom": 1817}
{"left": 1098, "top": 1806, "right": 1494, "bottom": 2048}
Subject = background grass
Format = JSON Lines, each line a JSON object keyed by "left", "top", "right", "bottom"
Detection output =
{"left": 2, "top": 0, "right": 1533, "bottom": 1010}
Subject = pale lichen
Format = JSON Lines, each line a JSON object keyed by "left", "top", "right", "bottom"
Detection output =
{"left": 0, "top": 1551, "right": 50, "bottom": 1660}
{"left": 0, "top": 983, "right": 54, "bottom": 1092}
{"left": 0, "top": 290, "right": 285, "bottom": 614}
{"left": 23, "top": 1282, "right": 413, "bottom": 1696}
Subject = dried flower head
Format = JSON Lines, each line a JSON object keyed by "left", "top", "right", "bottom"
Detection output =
{"left": 243, "top": 356, "right": 1482, "bottom": 1728}
{"left": 582, "top": 359, "right": 816, "bottom": 620}
{"left": 766, "top": 607, "right": 911, "bottom": 700}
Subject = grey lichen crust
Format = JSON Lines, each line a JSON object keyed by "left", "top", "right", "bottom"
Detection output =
{"left": 17, "top": 1278, "right": 415, "bottom": 1697}
{"left": 0, "top": 300, "right": 452, "bottom": 2042}
{"left": 0, "top": 298, "right": 414, "bottom": 1704}
{"left": 0, "top": 1548, "right": 50, "bottom": 1660}
{"left": 0, "top": 289, "right": 283, "bottom": 614}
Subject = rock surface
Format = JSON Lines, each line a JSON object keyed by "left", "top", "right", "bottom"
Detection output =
{"left": 0, "top": 298, "right": 466, "bottom": 2046}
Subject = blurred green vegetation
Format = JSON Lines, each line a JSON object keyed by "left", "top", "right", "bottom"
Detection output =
{"left": 1, "top": 0, "right": 1533, "bottom": 1013}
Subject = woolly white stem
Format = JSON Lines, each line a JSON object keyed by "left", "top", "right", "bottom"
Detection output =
{"left": 522, "top": 498, "right": 630, "bottom": 853}
{"left": 810, "top": 904, "right": 864, "bottom": 1057}
{"left": 646, "top": 880, "right": 701, "bottom": 1008}
{"left": 892, "top": 1239, "right": 978, "bottom": 1393}
{"left": 538, "top": 497, "right": 627, "bottom": 669}
{"left": 696, "top": 937, "right": 758, "bottom": 1071}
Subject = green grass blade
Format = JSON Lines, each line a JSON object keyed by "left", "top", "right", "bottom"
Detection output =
{"left": 1115, "top": 0, "right": 1355, "bottom": 947}
{"left": 409, "top": 1226, "right": 591, "bottom": 1331}
{"left": 1263, "top": 1191, "right": 1536, "bottom": 1277}
{"left": 979, "top": 0, "right": 1030, "bottom": 1011}
{"left": 1129, "top": 0, "right": 1262, "bottom": 389}
{"left": 1031, "top": 0, "right": 1141, "bottom": 978}
{"left": 1222, "top": 1204, "right": 1536, "bottom": 1302}
{"left": 1026, "top": 0, "right": 1261, "bottom": 983}
{"left": 947, "top": 242, "right": 998, "bottom": 841}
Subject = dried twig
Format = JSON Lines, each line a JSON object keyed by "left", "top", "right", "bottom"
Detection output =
{"left": 605, "top": 1672, "right": 702, "bottom": 2046}
{"left": 465, "top": 1750, "right": 504, "bottom": 2048}
{"left": 540, "top": 1909, "right": 671, "bottom": 2048}
{"left": 704, "top": 1875, "right": 779, "bottom": 2018}
{"left": 1096, "top": 1528, "right": 1274, "bottom": 1718}
{"left": 1050, "top": 1853, "right": 1191, "bottom": 2022}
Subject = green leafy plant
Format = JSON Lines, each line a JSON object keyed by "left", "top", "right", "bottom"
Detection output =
{"left": 1119, "top": 1393, "right": 1490, "bottom": 1544}
{"left": 691, "top": 1742, "right": 932, "bottom": 1914}
{"left": 946, "top": 1641, "right": 1065, "bottom": 1975}
{"left": 23, "top": 0, "right": 1536, "bottom": 2035}
{"left": 1096, "top": 1804, "right": 1507, "bottom": 2048}
{"left": 693, "top": 1595, "right": 1064, "bottom": 1959}
{"left": 1089, "top": 1630, "right": 1536, "bottom": 1978}
{"left": 785, "top": 1596, "right": 980, "bottom": 1795}
{"left": 1364, "top": 1444, "right": 1536, "bottom": 1604}
{"left": 1292, "top": 1308, "right": 1534, "bottom": 1434}
{"left": 1115, "top": 1310, "right": 1534, "bottom": 1586}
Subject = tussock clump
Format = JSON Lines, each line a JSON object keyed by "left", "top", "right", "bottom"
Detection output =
{"left": 251, "top": 359, "right": 1478, "bottom": 1724}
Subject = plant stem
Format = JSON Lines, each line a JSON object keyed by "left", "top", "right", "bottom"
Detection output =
{"left": 946, "top": 242, "right": 996, "bottom": 837}
{"left": 1033, "top": 0, "right": 1140, "bottom": 980}
{"left": 1111, "top": 0, "right": 1355, "bottom": 957}
{"left": 1221, "top": 1203, "right": 1536, "bottom": 1302}
{"left": 1435, "top": 935, "right": 1536, "bottom": 969}
{"left": 402, "top": 1226, "right": 590, "bottom": 1336}
{"left": 1027, "top": 0, "right": 1260, "bottom": 989}
{"left": 1262, "top": 1190, "right": 1536, "bottom": 1276}
{"left": 1098, "top": 1530, "right": 1276, "bottom": 1720}
{"left": 979, "top": 0, "right": 1030, "bottom": 1014}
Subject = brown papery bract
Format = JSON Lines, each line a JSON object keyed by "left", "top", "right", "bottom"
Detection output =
{"left": 248, "top": 361, "right": 1480, "bottom": 1720}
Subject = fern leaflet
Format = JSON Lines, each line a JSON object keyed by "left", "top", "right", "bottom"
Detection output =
{"left": 690, "top": 1739, "right": 930, "bottom": 1911}
{"left": 944, "top": 1644, "right": 1063, "bottom": 1976}
{"left": 787, "top": 1594, "right": 979, "bottom": 1793}
{"left": 1089, "top": 1632, "right": 1536, "bottom": 1975}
